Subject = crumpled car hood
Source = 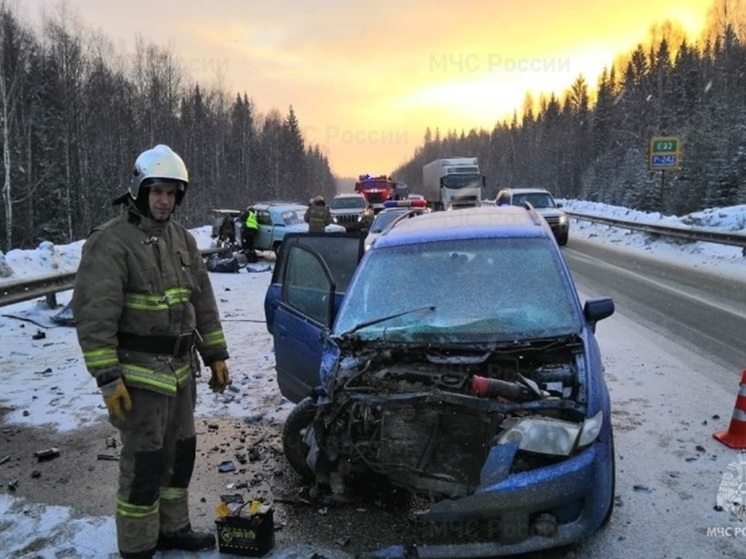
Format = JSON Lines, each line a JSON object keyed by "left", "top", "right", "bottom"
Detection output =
{"left": 309, "top": 336, "right": 597, "bottom": 499}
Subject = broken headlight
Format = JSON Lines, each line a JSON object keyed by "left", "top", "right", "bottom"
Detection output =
{"left": 497, "top": 411, "right": 603, "bottom": 456}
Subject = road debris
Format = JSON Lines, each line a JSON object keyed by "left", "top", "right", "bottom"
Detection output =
{"left": 33, "top": 447, "right": 60, "bottom": 461}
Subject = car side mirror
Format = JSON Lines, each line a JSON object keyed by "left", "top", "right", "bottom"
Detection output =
{"left": 584, "top": 298, "right": 614, "bottom": 332}
{"left": 556, "top": 202, "right": 564, "bottom": 208}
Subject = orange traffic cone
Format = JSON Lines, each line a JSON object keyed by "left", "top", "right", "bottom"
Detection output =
{"left": 714, "top": 369, "right": 746, "bottom": 449}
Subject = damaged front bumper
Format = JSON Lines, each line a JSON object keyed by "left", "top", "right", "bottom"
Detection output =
{"left": 410, "top": 438, "right": 614, "bottom": 558}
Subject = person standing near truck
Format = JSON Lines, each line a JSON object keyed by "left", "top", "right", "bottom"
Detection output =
{"left": 72, "top": 144, "right": 231, "bottom": 559}
{"left": 304, "top": 195, "right": 332, "bottom": 233}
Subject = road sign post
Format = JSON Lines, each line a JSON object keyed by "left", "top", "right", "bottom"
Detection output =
{"left": 649, "top": 136, "right": 681, "bottom": 210}
{"left": 649, "top": 136, "right": 681, "bottom": 171}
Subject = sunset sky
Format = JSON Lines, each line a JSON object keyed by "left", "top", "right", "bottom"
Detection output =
{"left": 22, "top": 0, "right": 715, "bottom": 177}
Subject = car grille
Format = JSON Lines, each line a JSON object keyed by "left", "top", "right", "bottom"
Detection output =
{"left": 335, "top": 214, "right": 368, "bottom": 230}
{"left": 544, "top": 216, "right": 560, "bottom": 226}
{"left": 453, "top": 195, "right": 479, "bottom": 203}
{"left": 336, "top": 214, "right": 361, "bottom": 224}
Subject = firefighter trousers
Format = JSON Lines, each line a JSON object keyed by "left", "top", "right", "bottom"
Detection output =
{"left": 110, "top": 380, "right": 197, "bottom": 556}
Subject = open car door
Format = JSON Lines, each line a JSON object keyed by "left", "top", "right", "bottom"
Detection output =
{"left": 264, "top": 233, "right": 365, "bottom": 403}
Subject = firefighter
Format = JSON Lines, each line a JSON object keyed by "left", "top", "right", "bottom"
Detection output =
{"left": 304, "top": 195, "right": 331, "bottom": 233}
{"left": 72, "top": 144, "right": 231, "bottom": 559}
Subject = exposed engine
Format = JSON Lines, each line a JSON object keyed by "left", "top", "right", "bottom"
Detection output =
{"left": 308, "top": 341, "right": 589, "bottom": 499}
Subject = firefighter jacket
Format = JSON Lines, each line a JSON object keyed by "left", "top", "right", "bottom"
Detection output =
{"left": 304, "top": 204, "right": 331, "bottom": 233}
{"left": 72, "top": 201, "right": 229, "bottom": 396}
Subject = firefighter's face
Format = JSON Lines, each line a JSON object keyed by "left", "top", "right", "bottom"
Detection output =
{"left": 148, "top": 182, "right": 179, "bottom": 221}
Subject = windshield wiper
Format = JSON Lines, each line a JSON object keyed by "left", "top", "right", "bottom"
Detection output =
{"left": 488, "top": 334, "right": 580, "bottom": 352}
{"left": 338, "top": 305, "right": 436, "bottom": 338}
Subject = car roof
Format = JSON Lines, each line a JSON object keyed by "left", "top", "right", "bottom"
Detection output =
{"left": 372, "top": 207, "right": 427, "bottom": 223}
{"left": 374, "top": 207, "right": 411, "bottom": 216}
{"left": 334, "top": 193, "right": 365, "bottom": 198}
{"left": 501, "top": 188, "right": 554, "bottom": 195}
{"left": 374, "top": 206, "right": 547, "bottom": 248}
{"left": 253, "top": 201, "right": 306, "bottom": 210}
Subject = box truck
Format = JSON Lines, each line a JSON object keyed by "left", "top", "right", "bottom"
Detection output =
{"left": 422, "top": 157, "right": 485, "bottom": 210}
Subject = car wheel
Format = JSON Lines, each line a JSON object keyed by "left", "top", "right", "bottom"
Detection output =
{"left": 282, "top": 396, "right": 317, "bottom": 480}
{"left": 557, "top": 232, "right": 569, "bottom": 246}
{"left": 272, "top": 242, "right": 282, "bottom": 256}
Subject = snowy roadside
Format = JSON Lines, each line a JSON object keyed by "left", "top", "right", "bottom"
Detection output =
{"left": 0, "top": 259, "right": 364, "bottom": 559}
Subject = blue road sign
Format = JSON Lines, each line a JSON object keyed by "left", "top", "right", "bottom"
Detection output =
{"left": 651, "top": 154, "right": 678, "bottom": 168}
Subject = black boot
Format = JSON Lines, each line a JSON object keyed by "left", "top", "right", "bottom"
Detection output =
{"left": 157, "top": 523, "right": 216, "bottom": 551}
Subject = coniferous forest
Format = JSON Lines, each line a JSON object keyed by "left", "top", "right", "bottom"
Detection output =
{"left": 394, "top": 1, "right": 746, "bottom": 217}
{"left": 2, "top": 1, "right": 745, "bottom": 251}
{"left": 0, "top": 4, "right": 336, "bottom": 251}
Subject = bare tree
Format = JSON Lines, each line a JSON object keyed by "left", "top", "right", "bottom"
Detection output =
{"left": 0, "top": 2, "right": 32, "bottom": 251}
{"left": 41, "top": 1, "right": 87, "bottom": 242}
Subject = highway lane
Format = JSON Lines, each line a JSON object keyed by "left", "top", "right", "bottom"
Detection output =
{"left": 563, "top": 236, "right": 746, "bottom": 379}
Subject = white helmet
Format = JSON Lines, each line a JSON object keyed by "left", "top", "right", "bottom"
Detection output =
{"left": 131, "top": 144, "right": 189, "bottom": 203}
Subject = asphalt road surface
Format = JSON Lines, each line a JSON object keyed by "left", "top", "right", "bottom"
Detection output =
{"left": 564, "top": 236, "right": 746, "bottom": 381}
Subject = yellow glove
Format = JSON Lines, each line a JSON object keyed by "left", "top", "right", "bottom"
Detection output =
{"left": 209, "top": 360, "right": 230, "bottom": 393}
{"left": 102, "top": 380, "right": 132, "bottom": 421}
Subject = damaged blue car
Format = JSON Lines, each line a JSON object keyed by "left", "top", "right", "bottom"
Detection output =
{"left": 264, "top": 206, "right": 616, "bottom": 557}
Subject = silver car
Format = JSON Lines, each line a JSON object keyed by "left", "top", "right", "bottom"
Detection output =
{"left": 496, "top": 188, "right": 569, "bottom": 245}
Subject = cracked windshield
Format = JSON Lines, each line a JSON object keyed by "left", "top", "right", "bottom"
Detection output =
{"left": 336, "top": 238, "right": 579, "bottom": 341}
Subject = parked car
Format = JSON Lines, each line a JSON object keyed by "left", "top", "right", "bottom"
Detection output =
{"left": 364, "top": 205, "right": 427, "bottom": 251}
{"left": 264, "top": 205, "right": 615, "bottom": 556}
{"left": 496, "top": 187, "right": 569, "bottom": 245}
{"left": 329, "top": 193, "right": 374, "bottom": 232}
{"left": 248, "top": 201, "right": 345, "bottom": 254}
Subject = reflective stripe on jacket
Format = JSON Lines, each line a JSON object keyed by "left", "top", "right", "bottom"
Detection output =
{"left": 73, "top": 203, "right": 228, "bottom": 395}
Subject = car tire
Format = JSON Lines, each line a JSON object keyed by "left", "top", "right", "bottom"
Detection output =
{"left": 282, "top": 396, "right": 317, "bottom": 480}
{"left": 557, "top": 232, "right": 569, "bottom": 246}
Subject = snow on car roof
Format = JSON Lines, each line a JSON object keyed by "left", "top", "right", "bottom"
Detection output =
{"left": 374, "top": 206, "right": 546, "bottom": 248}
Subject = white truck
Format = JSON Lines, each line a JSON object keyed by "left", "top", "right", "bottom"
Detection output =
{"left": 422, "top": 157, "right": 485, "bottom": 210}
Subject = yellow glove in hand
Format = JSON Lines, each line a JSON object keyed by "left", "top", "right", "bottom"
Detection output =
{"left": 209, "top": 360, "right": 230, "bottom": 393}
{"left": 103, "top": 380, "right": 132, "bottom": 421}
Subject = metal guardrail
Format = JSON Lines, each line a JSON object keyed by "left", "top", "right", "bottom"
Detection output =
{"left": 0, "top": 272, "right": 76, "bottom": 307}
{"left": 566, "top": 211, "right": 746, "bottom": 250}
{"left": 0, "top": 247, "right": 227, "bottom": 309}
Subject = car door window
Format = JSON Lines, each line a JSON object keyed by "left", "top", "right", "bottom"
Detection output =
{"left": 282, "top": 245, "right": 334, "bottom": 325}
{"left": 274, "top": 233, "right": 365, "bottom": 293}
{"left": 257, "top": 211, "right": 271, "bottom": 226}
